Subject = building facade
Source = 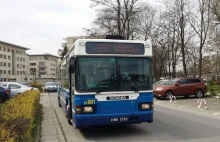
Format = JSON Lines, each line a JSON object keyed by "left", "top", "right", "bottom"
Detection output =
{"left": 0, "top": 40, "right": 30, "bottom": 82}
{"left": 29, "top": 54, "right": 60, "bottom": 83}
{"left": 61, "top": 36, "right": 104, "bottom": 50}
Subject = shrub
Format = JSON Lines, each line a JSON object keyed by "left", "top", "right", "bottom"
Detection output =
{"left": 208, "top": 80, "right": 214, "bottom": 86}
{"left": 0, "top": 90, "right": 40, "bottom": 142}
{"left": 64, "top": 81, "right": 69, "bottom": 88}
{"left": 31, "top": 82, "right": 43, "bottom": 92}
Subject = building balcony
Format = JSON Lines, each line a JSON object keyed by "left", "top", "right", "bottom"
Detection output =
{"left": 39, "top": 70, "right": 46, "bottom": 73}
{"left": 39, "top": 64, "right": 46, "bottom": 68}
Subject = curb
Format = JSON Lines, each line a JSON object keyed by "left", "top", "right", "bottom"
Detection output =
{"left": 36, "top": 104, "right": 42, "bottom": 142}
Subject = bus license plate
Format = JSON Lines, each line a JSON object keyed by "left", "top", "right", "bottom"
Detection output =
{"left": 111, "top": 117, "right": 129, "bottom": 122}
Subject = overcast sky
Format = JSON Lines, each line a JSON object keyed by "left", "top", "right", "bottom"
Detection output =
{"left": 0, "top": 0, "right": 96, "bottom": 55}
{"left": 0, "top": 0, "right": 160, "bottom": 56}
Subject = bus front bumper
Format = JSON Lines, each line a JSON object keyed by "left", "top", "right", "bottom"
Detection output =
{"left": 74, "top": 113, "right": 153, "bottom": 127}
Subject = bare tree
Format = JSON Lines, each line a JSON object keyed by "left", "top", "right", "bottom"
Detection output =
{"left": 137, "top": 5, "right": 156, "bottom": 41}
{"left": 87, "top": 0, "right": 144, "bottom": 39}
{"left": 189, "top": 0, "right": 212, "bottom": 78}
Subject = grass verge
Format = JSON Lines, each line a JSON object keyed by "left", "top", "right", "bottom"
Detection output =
{"left": 31, "top": 104, "right": 42, "bottom": 141}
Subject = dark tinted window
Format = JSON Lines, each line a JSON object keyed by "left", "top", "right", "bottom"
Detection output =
{"left": 0, "top": 86, "right": 5, "bottom": 90}
{"left": 178, "top": 79, "right": 186, "bottom": 85}
{"left": 186, "top": 79, "right": 194, "bottom": 84}
{"left": 193, "top": 79, "right": 201, "bottom": 83}
{"left": 186, "top": 79, "right": 201, "bottom": 84}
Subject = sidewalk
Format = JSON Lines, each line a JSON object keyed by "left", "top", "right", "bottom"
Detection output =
{"left": 40, "top": 93, "right": 66, "bottom": 142}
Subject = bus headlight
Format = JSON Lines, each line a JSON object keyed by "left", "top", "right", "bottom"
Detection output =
{"left": 83, "top": 106, "right": 93, "bottom": 113}
{"left": 139, "top": 103, "right": 153, "bottom": 110}
{"left": 141, "top": 104, "right": 150, "bottom": 110}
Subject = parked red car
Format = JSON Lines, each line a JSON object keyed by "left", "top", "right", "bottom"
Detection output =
{"left": 153, "top": 78, "right": 207, "bottom": 99}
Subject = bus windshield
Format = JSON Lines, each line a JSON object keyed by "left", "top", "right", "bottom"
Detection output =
{"left": 75, "top": 57, "right": 152, "bottom": 92}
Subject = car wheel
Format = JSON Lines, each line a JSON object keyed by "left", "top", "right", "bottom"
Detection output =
{"left": 195, "top": 89, "right": 204, "bottom": 98}
{"left": 165, "top": 91, "right": 173, "bottom": 100}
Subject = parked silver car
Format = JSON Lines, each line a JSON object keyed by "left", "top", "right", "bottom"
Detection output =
{"left": 44, "top": 82, "right": 58, "bottom": 92}
{"left": 0, "top": 82, "right": 38, "bottom": 97}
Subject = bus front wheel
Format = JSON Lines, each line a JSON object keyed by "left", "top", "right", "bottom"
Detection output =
{"left": 67, "top": 106, "right": 73, "bottom": 125}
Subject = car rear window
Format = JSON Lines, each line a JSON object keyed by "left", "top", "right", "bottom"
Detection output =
{"left": 1, "top": 84, "right": 7, "bottom": 87}
{"left": 0, "top": 86, "right": 5, "bottom": 90}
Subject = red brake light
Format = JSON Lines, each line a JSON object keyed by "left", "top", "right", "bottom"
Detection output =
{"left": 6, "top": 90, "right": 10, "bottom": 95}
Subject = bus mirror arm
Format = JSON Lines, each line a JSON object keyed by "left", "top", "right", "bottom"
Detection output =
{"left": 69, "top": 57, "right": 76, "bottom": 73}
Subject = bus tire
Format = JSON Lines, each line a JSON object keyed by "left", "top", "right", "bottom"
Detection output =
{"left": 58, "top": 96, "right": 62, "bottom": 107}
{"left": 67, "top": 106, "right": 73, "bottom": 125}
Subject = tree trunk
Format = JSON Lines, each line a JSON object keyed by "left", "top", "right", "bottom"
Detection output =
{"left": 199, "top": 46, "right": 202, "bottom": 78}
{"left": 216, "top": 52, "right": 219, "bottom": 81}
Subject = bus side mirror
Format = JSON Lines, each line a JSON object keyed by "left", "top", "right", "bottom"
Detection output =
{"left": 69, "top": 57, "right": 76, "bottom": 73}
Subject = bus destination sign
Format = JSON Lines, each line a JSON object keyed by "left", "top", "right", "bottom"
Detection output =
{"left": 85, "top": 42, "right": 145, "bottom": 55}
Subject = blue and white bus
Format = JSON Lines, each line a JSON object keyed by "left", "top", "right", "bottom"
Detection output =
{"left": 57, "top": 36, "right": 154, "bottom": 128}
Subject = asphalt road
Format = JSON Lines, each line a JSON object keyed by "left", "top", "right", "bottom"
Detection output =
{"left": 48, "top": 92, "right": 220, "bottom": 142}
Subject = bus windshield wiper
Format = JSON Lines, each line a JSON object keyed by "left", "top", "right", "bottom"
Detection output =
{"left": 131, "top": 84, "right": 138, "bottom": 92}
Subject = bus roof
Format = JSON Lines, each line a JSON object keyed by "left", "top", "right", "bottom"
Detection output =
{"left": 69, "top": 39, "right": 152, "bottom": 57}
{"left": 59, "top": 38, "right": 152, "bottom": 68}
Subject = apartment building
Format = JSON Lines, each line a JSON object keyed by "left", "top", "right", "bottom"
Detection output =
{"left": 29, "top": 54, "right": 60, "bottom": 83}
{"left": 62, "top": 36, "right": 104, "bottom": 50}
{"left": 0, "top": 40, "right": 30, "bottom": 82}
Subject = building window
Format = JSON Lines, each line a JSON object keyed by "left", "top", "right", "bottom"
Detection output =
{"left": 8, "top": 70, "right": 11, "bottom": 74}
{"left": 23, "top": 58, "right": 25, "bottom": 62}
{"left": 8, "top": 56, "right": 10, "bottom": 59}
{"left": 8, "top": 63, "right": 11, "bottom": 67}
{"left": 8, "top": 49, "right": 10, "bottom": 52}
{"left": 23, "top": 65, "right": 25, "bottom": 68}
{"left": 16, "top": 51, "right": 18, "bottom": 54}
{"left": 30, "top": 78, "right": 32, "bottom": 80}
{"left": 4, "top": 55, "right": 6, "bottom": 59}
{"left": 4, "top": 63, "right": 6, "bottom": 67}
{"left": 17, "top": 71, "right": 19, "bottom": 75}
{"left": 19, "top": 51, "right": 22, "bottom": 54}
{"left": 20, "top": 71, "right": 22, "bottom": 75}
{"left": 20, "top": 64, "right": 22, "bottom": 68}
{"left": 4, "top": 70, "right": 6, "bottom": 74}
{"left": 4, "top": 78, "right": 6, "bottom": 81}
{"left": 0, "top": 70, "right": 2, "bottom": 74}
{"left": 3, "top": 47, "right": 5, "bottom": 51}
{"left": 0, "top": 46, "right": 1, "bottom": 50}
{"left": 17, "top": 57, "right": 19, "bottom": 61}
{"left": 20, "top": 58, "right": 22, "bottom": 61}
{"left": 0, "top": 62, "right": 3, "bottom": 66}
{"left": 0, "top": 54, "right": 2, "bottom": 58}
{"left": 17, "top": 64, "right": 19, "bottom": 68}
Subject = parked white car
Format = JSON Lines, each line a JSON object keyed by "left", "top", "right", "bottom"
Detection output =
{"left": 0, "top": 82, "right": 38, "bottom": 97}
{"left": 44, "top": 82, "right": 58, "bottom": 92}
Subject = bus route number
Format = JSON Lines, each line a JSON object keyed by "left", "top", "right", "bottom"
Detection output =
{"left": 84, "top": 100, "right": 95, "bottom": 105}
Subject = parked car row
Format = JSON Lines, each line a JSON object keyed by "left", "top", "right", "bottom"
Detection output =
{"left": 0, "top": 82, "right": 39, "bottom": 103}
{"left": 153, "top": 77, "right": 207, "bottom": 99}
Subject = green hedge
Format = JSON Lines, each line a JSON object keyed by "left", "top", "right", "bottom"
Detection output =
{"left": 0, "top": 90, "right": 40, "bottom": 142}
{"left": 31, "top": 82, "right": 43, "bottom": 92}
